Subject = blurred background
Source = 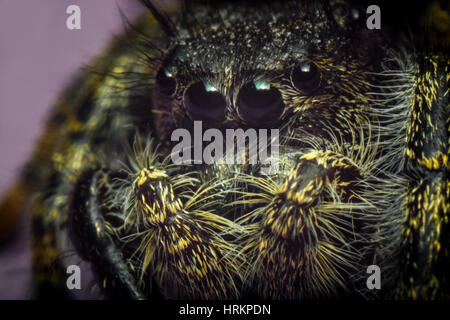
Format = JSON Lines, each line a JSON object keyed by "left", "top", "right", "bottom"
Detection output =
{"left": 0, "top": 0, "right": 154, "bottom": 299}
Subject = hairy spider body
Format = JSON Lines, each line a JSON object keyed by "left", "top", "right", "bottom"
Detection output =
{"left": 0, "top": 0, "right": 448, "bottom": 299}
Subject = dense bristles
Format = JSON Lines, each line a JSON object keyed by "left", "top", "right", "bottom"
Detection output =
{"left": 12, "top": 0, "right": 447, "bottom": 300}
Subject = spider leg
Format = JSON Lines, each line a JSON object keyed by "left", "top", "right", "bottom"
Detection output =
{"left": 68, "top": 168, "right": 145, "bottom": 299}
{"left": 129, "top": 166, "right": 242, "bottom": 299}
{"left": 240, "top": 151, "right": 371, "bottom": 299}
{"left": 396, "top": 56, "right": 449, "bottom": 299}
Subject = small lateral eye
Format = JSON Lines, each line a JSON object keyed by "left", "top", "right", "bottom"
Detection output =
{"left": 290, "top": 62, "right": 321, "bottom": 94}
{"left": 156, "top": 68, "right": 176, "bottom": 96}
{"left": 184, "top": 81, "right": 226, "bottom": 121}
{"left": 350, "top": 8, "right": 360, "bottom": 20}
{"left": 236, "top": 80, "right": 284, "bottom": 125}
{"left": 332, "top": 4, "right": 347, "bottom": 21}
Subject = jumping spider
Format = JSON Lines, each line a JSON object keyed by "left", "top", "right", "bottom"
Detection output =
{"left": 0, "top": 0, "right": 448, "bottom": 299}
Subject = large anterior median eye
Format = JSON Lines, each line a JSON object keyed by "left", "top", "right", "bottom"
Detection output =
{"left": 156, "top": 68, "right": 176, "bottom": 95}
{"left": 236, "top": 80, "right": 284, "bottom": 125}
{"left": 290, "top": 62, "right": 321, "bottom": 94}
{"left": 184, "top": 82, "right": 226, "bottom": 121}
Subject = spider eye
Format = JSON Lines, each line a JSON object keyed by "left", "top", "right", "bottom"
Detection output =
{"left": 236, "top": 80, "right": 284, "bottom": 125}
{"left": 156, "top": 68, "right": 176, "bottom": 95}
{"left": 350, "top": 8, "right": 360, "bottom": 20}
{"left": 332, "top": 4, "right": 347, "bottom": 21}
{"left": 290, "top": 62, "right": 321, "bottom": 94}
{"left": 184, "top": 82, "right": 226, "bottom": 121}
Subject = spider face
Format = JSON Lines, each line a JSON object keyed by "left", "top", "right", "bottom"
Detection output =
{"left": 2, "top": 0, "right": 447, "bottom": 300}
{"left": 153, "top": 1, "right": 379, "bottom": 138}
{"left": 111, "top": 0, "right": 389, "bottom": 299}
